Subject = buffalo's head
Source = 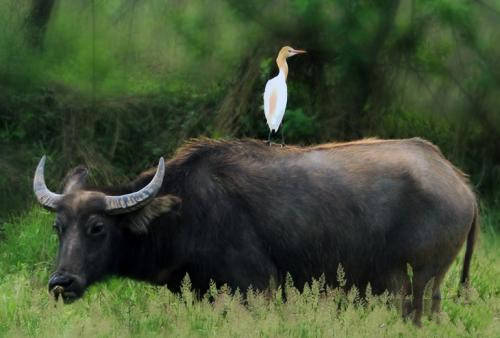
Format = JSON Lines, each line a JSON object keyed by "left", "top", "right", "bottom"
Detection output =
{"left": 33, "top": 156, "right": 179, "bottom": 302}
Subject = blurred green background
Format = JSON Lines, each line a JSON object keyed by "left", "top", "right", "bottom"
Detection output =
{"left": 1, "top": 0, "right": 499, "bottom": 222}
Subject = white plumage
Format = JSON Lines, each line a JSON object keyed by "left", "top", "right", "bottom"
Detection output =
{"left": 263, "top": 46, "right": 306, "bottom": 143}
{"left": 264, "top": 70, "right": 287, "bottom": 132}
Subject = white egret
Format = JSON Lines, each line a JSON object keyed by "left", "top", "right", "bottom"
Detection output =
{"left": 264, "top": 46, "right": 306, "bottom": 144}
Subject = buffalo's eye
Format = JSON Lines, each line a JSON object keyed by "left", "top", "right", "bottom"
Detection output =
{"left": 88, "top": 222, "right": 105, "bottom": 236}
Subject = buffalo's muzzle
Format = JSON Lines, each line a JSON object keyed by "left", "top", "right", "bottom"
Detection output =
{"left": 48, "top": 272, "right": 82, "bottom": 302}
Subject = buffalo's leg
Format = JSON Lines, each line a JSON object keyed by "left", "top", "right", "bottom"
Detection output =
{"left": 431, "top": 273, "right": 445, "bottom": 318}
{"left": 401, "top": 275, "right": 412, "bottom": 318}
{"left": 411, "top": 273, "right": 429, "bottom": 327}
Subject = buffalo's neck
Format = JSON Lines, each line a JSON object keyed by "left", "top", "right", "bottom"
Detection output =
{"left": 117, "top": 222, "right": 182, "bottom": 285}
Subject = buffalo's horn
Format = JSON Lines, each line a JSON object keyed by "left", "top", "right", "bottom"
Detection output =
{"left": 104, "top": 157, "right": 165, "bottom": 214}
{"left": 33, "top": 155, "right": 62, "bottom": 210}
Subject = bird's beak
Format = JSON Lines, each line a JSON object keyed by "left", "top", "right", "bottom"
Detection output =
{"left": 290, "top": 49, "right": 307, "bottom": 56}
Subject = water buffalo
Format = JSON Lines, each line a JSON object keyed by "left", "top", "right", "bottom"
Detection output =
{"left": 33, "top": 138, "right": 477, "bottom": 325}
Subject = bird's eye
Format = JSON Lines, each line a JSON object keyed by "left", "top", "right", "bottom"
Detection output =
{"left": 88, "top": 222, "right": 105, "bottom": 236}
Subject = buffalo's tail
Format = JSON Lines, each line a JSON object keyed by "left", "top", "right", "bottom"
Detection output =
{"left": 460, "top": 202, "right": 479, "bottom": 286}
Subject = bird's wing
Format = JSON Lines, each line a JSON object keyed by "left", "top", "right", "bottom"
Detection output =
{"left": 263, "top": 76, "right": 287, "bottom": 132}
{"left": 263, "top": 78, "right": 274, "bottom": 122}
{"left": 275, "top": 81, "right": 287, "bottom": 129}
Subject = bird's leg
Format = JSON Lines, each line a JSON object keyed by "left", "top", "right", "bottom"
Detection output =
{"left": 280, "top": 126, "right": 285, "bottom": 147}
{"left": 266, "top": 130, "right": 272, "bottom": 146}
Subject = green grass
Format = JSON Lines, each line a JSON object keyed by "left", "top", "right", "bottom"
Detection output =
{"left": 0, "top": 207, "right": 498, "bottom": 337}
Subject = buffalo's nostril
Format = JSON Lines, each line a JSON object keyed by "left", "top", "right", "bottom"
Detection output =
{"left": 48, "top": 273, "right": 74, "bottom": 291}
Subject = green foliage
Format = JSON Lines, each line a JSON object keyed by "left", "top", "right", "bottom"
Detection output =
{"left": 0, "top": 207, "right": 498, "bottom": 336}
{"left": 1, "top": 1, "right": 498, "bottom": 334}
{"left": 1, "top": 0, "right": 500, "bottom": 216}
{"left": 282, "top": 108, "right": 318, "bottom": 144}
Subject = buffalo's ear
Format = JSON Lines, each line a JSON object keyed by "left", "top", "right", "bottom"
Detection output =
{"left": 126, "top": 195, "right": 181, "bottom": 234}
{"left": 60, "top": 165, "right": 89, "bottom": 194}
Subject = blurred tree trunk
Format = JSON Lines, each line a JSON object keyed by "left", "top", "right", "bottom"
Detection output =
{"left": 214, "top": 48, "right": 264, "bottom": 136}
{"left": 346, "top": 0, "right": 401, "bottom": 139}
{"left": 109, "top": 112, "right": 121, "bottom": 159}
{"left": 62, "top": 109, "right": 78, "bottom": 165}
{"left": 26, "top": 0, "right": 56, "bottom": 49}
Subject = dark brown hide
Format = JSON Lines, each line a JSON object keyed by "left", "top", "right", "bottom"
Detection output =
{"left": 39, "top": 138, "right": 478, "bottom": 326}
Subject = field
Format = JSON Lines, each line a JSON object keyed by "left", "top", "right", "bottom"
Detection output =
{"left": 0, "top": 207, "right": 499, "bottom": 337}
